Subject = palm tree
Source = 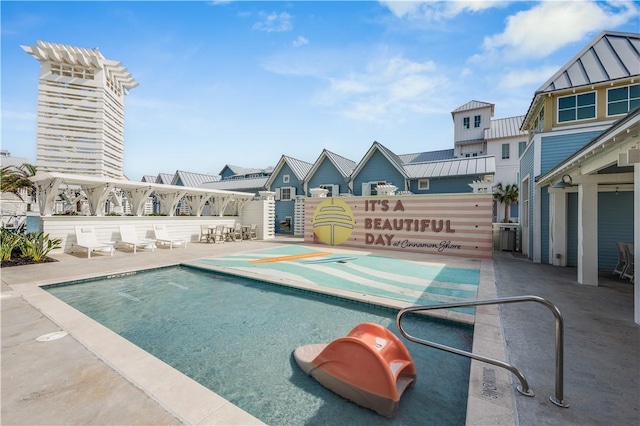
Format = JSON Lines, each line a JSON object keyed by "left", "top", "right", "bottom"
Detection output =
{"left": 493, "top": 182, "right": 519, "bottom": 223}
{"left": 1, "top": 163, "right": 38, "bottom": 209}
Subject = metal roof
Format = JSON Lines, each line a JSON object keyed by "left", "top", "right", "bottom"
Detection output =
{"left": 398, "top": 149, "right": 455, "bottom": 163}
{"left": 156, "top": 173, "right": 174, "bottom": 185}
{"left": 141, "top": 175, "right": 156, "bottom": 183}
{"left": 404, "top": 156, "right": 496, "bottom": 178}
{"left": 219, "top": 164, "right": 274, "bottom": 178}
{"left": 172, "top": 170, "right": 219, "bottom": 187}
{"left": 536, "top": 31, "right": 640, "bottom": 94}
{"left": 0, "top": 154, "right": 30, "bottom": 169}
{"left": 484, "top": 116, "right": 527, "bottom": 140}
{"left": 283, "top": 155, "right": 314, "bottom": 181}
{"left": 22, "top": 40, "right": 138, "bottom": 89}
{"left": 451, "top": 100, "right": 494, "bottom": 115}
{"left": 324, "top": 150, "right": 357, "bottom": 177}
{"left": 201, "top": 176, "right": 268, "bottom": 191}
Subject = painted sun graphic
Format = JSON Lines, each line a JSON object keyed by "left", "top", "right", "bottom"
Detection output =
{"left": 312, "top": 198, "right": 355, "bottom": 246}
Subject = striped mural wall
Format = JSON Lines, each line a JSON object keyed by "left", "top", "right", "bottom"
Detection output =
{"left": 304, "top": 194, "right": 493, "bottom": 258}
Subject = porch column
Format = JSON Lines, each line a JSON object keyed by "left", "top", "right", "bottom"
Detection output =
{"left": 549, "top": 191, "right": 567, "bottom": 266}
{"left": 577, "top": 182, "right": 598, "bottom": 285}
{"left": 634, "top": 164, "right": 640, "bottom": 325}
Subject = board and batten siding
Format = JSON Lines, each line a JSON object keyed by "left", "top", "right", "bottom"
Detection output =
{"left": 352, "top": 150, "right": 405, "bottom": 195}
{"left": 409, "top": 176, "right": 480, "bottom": 194}
{"left": 540, "top": 186, "right": 550, "bottom": 264}
{"left": 306, "top": 158, "right": 348, "bottom": 195}
{"left": 540, "top": 131, "right": 603, "bottom": 175}
{"left": 304, "top": 194, "right": 493, "bottom": 258}
{"left": 567, "top": 193, "right": 579, "bottom": 267}
{"left": 519, "top": 143, "right": 536, "bottom": 257}
{"left": 598, "top": 191, "right": 634, "bottom": 271}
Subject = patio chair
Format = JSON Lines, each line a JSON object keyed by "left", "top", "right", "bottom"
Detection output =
{"left": 621, "top": 243, "right": 634, "bottom": 282}
{"left": 232, "top": 223, "right": 243, "bottom": 242}
{"left": 249, "top": 224, "right": 258, "bottom": 240}
{"left": 211, "top": 224, "right": 226, "bottom": 244}
{"left": 152, "top": 224, "right": 187, "bottom": 249}
{"left": 73, "top": 226, "right": 115, "bottom": 259}
{"left": 613, "top": 242, "right": 628, "bottom": 276}
{"left": 200, "top": 225, "right": 211, "bottom": 243}
{"left": 119, "top": 225, "right": 156, "bottom": 254}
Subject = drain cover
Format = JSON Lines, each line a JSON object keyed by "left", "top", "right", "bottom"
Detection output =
{"left": 36, "top": 331, "right": 68, "bottom": 342}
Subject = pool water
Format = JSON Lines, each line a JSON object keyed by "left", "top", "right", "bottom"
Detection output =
{"left": 46, "top": 266, "right": 473, "bottom": 425}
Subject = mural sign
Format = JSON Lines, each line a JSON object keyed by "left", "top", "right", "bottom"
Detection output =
{"left": 305, "top": 194, "right": 493, "bottom": 258}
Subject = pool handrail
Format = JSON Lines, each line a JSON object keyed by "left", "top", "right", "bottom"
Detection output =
{"left": 396, "top": 295, "right": 569, "bottom": 408}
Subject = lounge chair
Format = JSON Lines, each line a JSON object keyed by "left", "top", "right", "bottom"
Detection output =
{"left": 621, "top": 243, "right": 634, "bottom": 283}
{"left": 249, "top": 224, "right": 257, "bottom": 240}
{"left": 73, "top": 226, "right": 115, "bottom": 258}
{"left": 200, "top": 225, "right": 211, "bottom": 243}
{"left": 211, "top": 224, "right": 226, "bottom": 244}
{"left": 613, "top": 242, "right": 628, "bottom": 276}
{"left": 119, "top": 225, "right": 156, "bottom": 254}
{"left": 232, "top": 223, "right": 243, "bottom": 242}
{"left": 152, "top": 224, "right": 187, "bottom": 249}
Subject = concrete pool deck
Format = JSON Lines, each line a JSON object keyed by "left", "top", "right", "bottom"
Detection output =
{"left": 1, "top": 237, "right": 638, "bottom": 425}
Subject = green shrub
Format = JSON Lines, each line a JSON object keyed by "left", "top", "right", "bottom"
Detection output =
{"left": 20, "top": 232, "right": 62, "bottom": 262}
{"left": 0, "top": 229, "right": 23, "bottom": 261}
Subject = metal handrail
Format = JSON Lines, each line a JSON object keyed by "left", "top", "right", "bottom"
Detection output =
{"left": 396, "top": 295, "right": 569, "bottom": 408}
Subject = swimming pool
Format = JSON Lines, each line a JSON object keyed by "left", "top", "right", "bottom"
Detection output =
{"left": 46, "top": 266, "right": 473, "bottom": 425}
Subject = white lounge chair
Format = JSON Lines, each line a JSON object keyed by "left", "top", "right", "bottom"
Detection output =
{"left": 73, "top": 226, "right": 115, "bottom": 259}
{"left": 119, "top": 225, "right": 156, "bottom": 254}
{"left": 249, "top": 224, "right": 258, "bottom": 240}
{"left": 211, "top": 224, "right": 226, "bottom": 244}
{"left": 621, "top": 243, "right": 634, "bottom": 283}
{"left": 152, "top": 224, "right": 187, "bottom": 249}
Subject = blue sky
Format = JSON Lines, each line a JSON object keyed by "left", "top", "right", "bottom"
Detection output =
{"left": 2, "top": 1, "right": 638, "bottom": 181}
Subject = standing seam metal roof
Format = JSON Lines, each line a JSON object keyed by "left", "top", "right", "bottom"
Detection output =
{"left": 484, "top": 116, "right": 528, "bottom": 140}
{"left": 324, "top": 150, "right": 357, "bottom": 178}
{"left": 172, "top": 170, "right": 219, "bottom": 187}
{"left": 403, "top": 156, "right": 496, "bottom": 178}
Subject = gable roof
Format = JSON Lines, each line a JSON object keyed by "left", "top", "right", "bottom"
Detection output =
{"left": 219, "top": 164, "right": 274, "bottom": 178}
{"left": 171, "top": 170, "right": 219, "bottom": 187}
{"left": 141, "top": 175, "right": 156, "bottom": 183}
{"left": 201, "top": 176, "right": 268, "bottom": 191}
{"left": 156, "top": 173, "right": 174, "bottom": 185}
{"left": 351, "top": 141, "right": 408, "bottom": 180}
{"left": 523, "top": 30, "right": 640, "bottom": 127}
{"left": 264, "top": 155, "right": 313, "bottom": 188}
{"left": 404, "top": 156, "right": 496, "bottom": 179}
{"left": 398, "top": 149, "right": 455, "bottom": 163}
{"left": 306, "top": 149, "right": 357, "bottom": 182}
{"left": 484, "top": 116, "right": 527, "bottom": 140}
{"left": 451, "top": 100, "right": 495, "bottom": 116}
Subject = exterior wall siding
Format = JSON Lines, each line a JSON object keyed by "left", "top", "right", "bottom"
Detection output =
{"left": 598, "top": 191, "right": 634, "bottom": 271}
{"left": 540, "top": 186, "right": 549, "bottom": 264}
{"left": 540, "top": 131, "right": 603, "bottom": 175}
{"left": 567, "top": 193, "right": 578, "bottom": 267}
{"left": 353, "top": 150, "right": 405, "bottom": 196}
{"left": 409, "top": 176, "right": 478, "bottom": 194}
{"left": 306, "top": 158, "right": 348, "bottom": 195}
{"left": 519, "top": 143, "right": 535, "bottom": 256}
{"left": 272, "top": 162, "right": 304, "bottom": 233}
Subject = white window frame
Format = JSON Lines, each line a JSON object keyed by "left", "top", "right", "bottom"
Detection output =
{"left": 319, "top": 184, "right": 338, "bottom": 197}
{"left": 283, "top": 174, "right": 290, "bottom": 184}
{"left": 418, "top": 179, "right": 430, "bottom": 190}
{"left": 362, "top": 181, "right": 386, "bottom": 196}
{"left": 606, "top": 84, "right": 640, "bottom": 117}
{"left": 501, "top": 143, "right": 510, "bottom": 160}
{"left": 280, "top": 186, "right": 294, "bottom": 201}
{"left": 557, "top": 91, "right": 596, "bottom": 123}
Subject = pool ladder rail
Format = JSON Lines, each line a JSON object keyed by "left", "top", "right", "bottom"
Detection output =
{"left": 396, "top": 295, "right": 570, "bottom": 408}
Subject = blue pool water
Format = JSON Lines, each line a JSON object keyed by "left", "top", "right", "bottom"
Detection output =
{"left": 46, "top": 266, "right": 473, "bottom": 425}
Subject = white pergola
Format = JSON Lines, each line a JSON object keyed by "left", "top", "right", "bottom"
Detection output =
{"left": 31, "top": 172, "right": 256, "bottom": 217}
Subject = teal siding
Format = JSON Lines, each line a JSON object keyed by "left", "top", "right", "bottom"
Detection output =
{"left": 409, "top": 176, "right": 480, "bottom": 194}
{"left": 353, "top": 150, "right": 405, "bottom": 195}
{"left": 540, "top": 186, "right": 549, "bottom": 264}
{"left": 567, "top": 193, "right": 578, "bottom": 267}
{"left": 307, "top": 158, "right": 349, "bottom": 195}
{"left": 540, "top": 131, "right": 602, "bottom": 175}
{"left": 220, "top": 166, "right": 234, "bottom": 180}
{"left": 519, "top": 143, "right": 535, "bottom": 257}
{"left": 272, "top": 163, "right": 304, "bottom": 234}
{"left": 598, "top": 191, "right": 634, "bottom": 271}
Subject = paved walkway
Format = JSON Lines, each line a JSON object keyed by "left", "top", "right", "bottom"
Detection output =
{"left": 1, "top": 240, "right": 638, "bottom": 425}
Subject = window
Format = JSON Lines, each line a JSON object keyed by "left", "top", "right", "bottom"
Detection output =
{"left": 418, "top": 179, "right": 429, "bottom": 190}
{"left": 474, "top": 115, "right": 481, "bottom": 128}
{"left": 607, "top": 84, "right": 640, "bottom": 116}
{"left": 538, "top": 108, "right": 545, "bottom": 131}
{"left": 518, "top": 141, "right": 527, "bottom": 157}
{"left": 501, "top": 143, "right": 510, "bottom": 159}
{"left": 558, "top": 92, "right": 596, "bottom": 122}
{"left": 319, "top": 184, "right": 335, "bottom": 197}
{"left": 463, "top": 117, "right": 470, "bottom": 129}
{"left": 280, "top": 187, "right": 292, "bottom": 201}
{"left": 283, "top": 174, "right": 290, "bottom": 183}
{"left": 363, "top": 181, "right": 386, "bottom": 196}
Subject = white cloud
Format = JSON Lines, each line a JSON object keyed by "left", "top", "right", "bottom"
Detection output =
{"left": 499, "top": 65, "right": 560, "bottom": 90}
{"left": 481, "top": 0, "right": 639, "bottom": 60}
{"left": 292, "top": 36, "right": 308, "bottom": 47}
{"left": 379, "top": 0, "right": 508, "bottom": 21}
{"left": 253, "top": 11, "right": 293, "bottom": 33}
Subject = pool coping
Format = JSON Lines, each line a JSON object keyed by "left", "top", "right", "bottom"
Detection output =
{"left": 6, "top": 251, "right": 517, "bottom": 425}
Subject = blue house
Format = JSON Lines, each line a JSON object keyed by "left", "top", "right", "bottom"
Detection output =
{"left": 305, "top": 149, "right": 356, "bottom": 197}
{"left": 518, "top": 31, "right": 638, "bottom": 289}
{"left": 350, "top": 142, "right": 493, "bottom": 196}
{"left": 265, "top": 155, "right": 313, "bottom": 234}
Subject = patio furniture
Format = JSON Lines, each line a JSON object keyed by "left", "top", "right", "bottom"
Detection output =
{"left": 248, "top": 224, "right": 257, "bottom": 240}
{"left": 621, "top": 243, "right": 634, "bottom": 283}
{"left": 153, "top": 224, "right": 187, "bottom": 249}
{"left": 232, "top": 223, "right": 243, "bottom": 242}
{"left": 613, "top": 242, "right": 629, "bottom": 276}
{"left": 73, "top": 226, "right": 115, "bottom": 259}
{"left": 119, "top": 225, "right": 156, "bottom": 254}
{"left": 209, "top": 224, "right": 226, "bottom": 244}
{"left": 200, "top": 225, "right": 211, "bottom": 243}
